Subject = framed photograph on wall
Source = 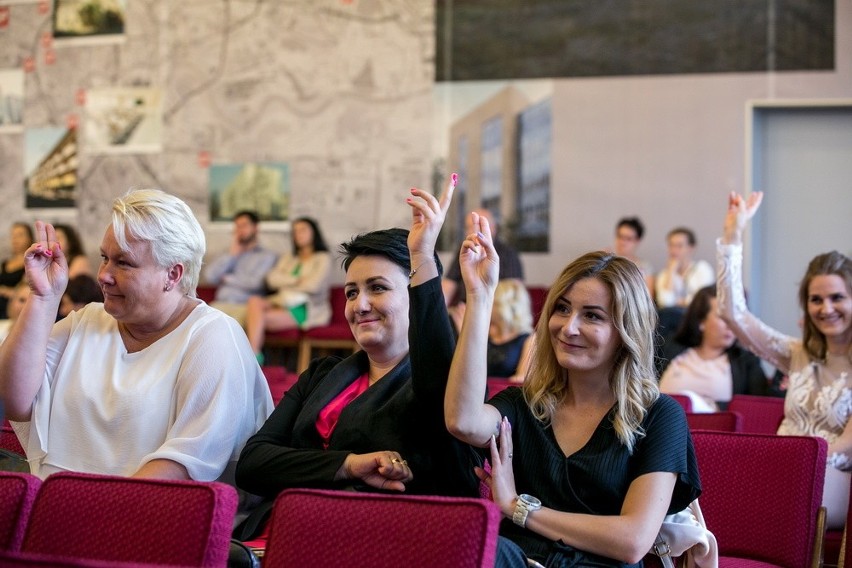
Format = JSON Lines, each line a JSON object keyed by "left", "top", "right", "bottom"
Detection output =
{"left": 209, "top": 162, "right": 290, "bottom": 223}
{"left": 24, "top": 126, "right": 77, "bottom": 208}
{"left": 52, "top": 0, "right": 125, "bottom": 43}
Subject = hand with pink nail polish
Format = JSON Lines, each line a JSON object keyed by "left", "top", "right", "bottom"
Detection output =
{"left": 24, "top": 220, "right": 69, "bottom": 299}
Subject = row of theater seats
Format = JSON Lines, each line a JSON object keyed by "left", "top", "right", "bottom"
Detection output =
{"left": 0, "top": 396, "right": 841, "bottom": 567}
{"left": 0, "top": 431, "right": 836, "bottom": 567}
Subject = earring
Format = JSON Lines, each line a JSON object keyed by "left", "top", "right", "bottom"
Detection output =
{"left": 163, "top": 284, "right": 172, "bottom": 292}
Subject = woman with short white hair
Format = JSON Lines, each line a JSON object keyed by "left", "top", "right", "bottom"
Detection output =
{"left": 0, "top": 188, "right": 272, "bottom": 481}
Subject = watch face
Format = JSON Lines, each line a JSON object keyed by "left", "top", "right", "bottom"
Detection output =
{"left": 520, "top": 494, "right": 541, "bottom": 508}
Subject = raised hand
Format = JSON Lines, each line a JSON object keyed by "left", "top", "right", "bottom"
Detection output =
{"left": 24, "top": 221, "right": 68, "bottom": 299}
{"left": 474, "top": 416, "right": 517, "bottom": 517}
{"left": 406, "top": 173, "right": 457, "bottom": 264}
{"left": 340, "top": 450, "right": 414, "bottom": 492}
{"left": 458, "top": 211, "right": 499, "bottom": 299}
{"left": 723, "top": 191, "right": 763, "bottom": 245}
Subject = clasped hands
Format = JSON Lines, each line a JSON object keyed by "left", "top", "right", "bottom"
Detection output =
{"left": 338, "top": 451, "right": 414, "bottom": 492}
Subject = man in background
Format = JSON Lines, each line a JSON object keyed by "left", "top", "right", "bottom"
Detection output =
{"left": 205, "top": 211, "right": 278, "bottom": 326}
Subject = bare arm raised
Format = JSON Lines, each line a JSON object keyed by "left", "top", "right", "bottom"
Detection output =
{"left": 445, "top": 212, "right": 503, "bottom": 446}
{"left": 0, "top": 221, "right": 69, "bottom": 420}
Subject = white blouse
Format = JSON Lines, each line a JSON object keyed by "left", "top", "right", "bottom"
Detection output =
{"left": 12, "top": 301, "right": 273, "bottom": 480}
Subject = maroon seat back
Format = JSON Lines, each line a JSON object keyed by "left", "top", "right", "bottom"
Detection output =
{"left": 0, "top": 472, "right": 41, "bottom": 552}
{"left": 261, "top": 365, "right": 299, "bottom": 405}
{"left": 692, "top": 431, "right": 826, "bottom": 567}
{"left": 0, "top": 549, "right": 184, "bottom": 567}
{"left": 527, "top": 286, "right": 549, "bottom": 325}
{"left": 666, "top": 394, "right": 693, "bottom": 413}
{"left": 263, "top": 488, "right": 501, "bottom": 568}
{"left": 727, "top": 394, "right": 785, "bottom": 434}
{"left": 22, "top": 472, "right": 237, "bottom": 567}
{"left": 685, "top": 411, "right": 742, "bottom": 432}
{"left": 1, "top": 424, "right": 25, "bottom": 457}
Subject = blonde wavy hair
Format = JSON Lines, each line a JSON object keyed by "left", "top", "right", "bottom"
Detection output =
{"left": 523, "top": 251, "right": 659, "bottom": 452}
{"left": 492, "top": 279, "right": 534, "bottom": 337}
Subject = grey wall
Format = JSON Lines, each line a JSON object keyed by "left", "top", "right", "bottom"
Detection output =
{"left": 1, "top": 0, "right": 850, "bottom": 327}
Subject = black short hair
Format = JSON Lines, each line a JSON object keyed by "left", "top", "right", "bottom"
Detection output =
{"left": 233, "top": 211, "right": 260, "bottom": 225}
{"left": 339, "top": 228, "right": 443, "bottom": 277}
{"left": 616, "top": 217, "right": 645, "bottom": 240}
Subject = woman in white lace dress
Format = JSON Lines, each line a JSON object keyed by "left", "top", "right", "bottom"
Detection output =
{"left": 717, "top": 191, "right": 852, "bottom": 528}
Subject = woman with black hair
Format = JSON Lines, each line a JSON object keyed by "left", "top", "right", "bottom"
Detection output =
{"left": 659, "top": 285, "right": 772, "bottom": 412}
{"left": 244, "top": 217, "right": 332, "bottom": 361}
{"left": 235, "top": 177, "right": 479, "bottom": 540}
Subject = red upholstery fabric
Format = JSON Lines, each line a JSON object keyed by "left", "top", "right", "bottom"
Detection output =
{"left": 22, "top": 472, "right": 237, "bottom": 567}
{"left": 686, "top": 411, "right": 743, "bottom": 432}
{"left": 486, "top": 377, "right": 515, "bottom": 398}
{"left": 261, "top": 365, "right": 299, "bottom": 405}
{"left": 263, "top": 488, "right": 501, "bottom": 568}
{"left": 0, "top": 549, "right": 187, "bottom": 567}
{"left": 263, "top": 328, "right": 302, "bottom": 346}
{"left": 824, "top": 528, "right": 841, "bottom": 567}
{"left": 527, "top": 286, "right": 549, "bottom": 324}
{"left": 194, "top": 285, "right": 217, "bottom": 304}
{"left": 727, "top": 395, "right": 785, "bottom": 434}
{"left": 0, "top": 473, "right": 41, "bottom": 552}
{"left": 1, "top": 424, "right": 25, "bottom": 457}
{"left": 692, "top": 431, "right": 826, "bottom": 567}
{"left": 666, "top": 394, "right": 693, "bottom": 413}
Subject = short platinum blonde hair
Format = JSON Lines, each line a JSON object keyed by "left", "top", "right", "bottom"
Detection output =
{"left": 111, "top": 189, "right": 206, "bottom": 296}
{"left": 524, "top": 251, "right": 659, "bottom": 453}
{"left": 492, "top": 279, "right": 533, "bottom": 336}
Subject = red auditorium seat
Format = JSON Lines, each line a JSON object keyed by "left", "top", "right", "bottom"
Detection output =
{"left": 692, "top": 431, "right": 826, "bottom": 567}
{"left": 727, "top": 394, "right": 785, "bottom": 434}
{"left": 685, "top": 411, "right": 742, "bottom": 432}
{"left": 263, "top": 488, "right": 500, "bottom": 568}
{"left": 0, "top": 472, "right": 41, "bottom": 552}
{"left": 261, "top": 365, "right": 299, "bottom": 405}
{"left": 1, "top": 424, "right": 25, "bottom": 457}
{"left": 21, "top": 472, "right": 237, "bottom": 567}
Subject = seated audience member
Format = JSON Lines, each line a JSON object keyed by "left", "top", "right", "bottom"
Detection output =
{"left": 235, "top": 177, "right": 480, "bottom": 540}
{"left": 204, "top": 210, "right": 278, "bottom": 326}
{"left": 0, "top": 222, "right": 33, "bottom": 319}
{"left": 0, "top": 281, "right": 29, "bottom": 343}
{"left": 442, "top": 207, "right": 523, "bottom": 307}
{"left": 486, "top": 279, "right": 534, "bottom": 383}
{"left": 244, "top": 217, "right": 332, "bottom": 363}
{"left": 719, "top": 191, "right": 852, "bottom": 529}
{"left": 0, "top": 189, "right": 273, "bottom": 481}
{"left": 613, "top": 216, "right": 654, "bottom": 295}
{"left": 445, "top": 214, "right": 700, "bottom": 567}
{"left": 58, "top": 274, "right": 104, "bottom": 318}
{"left": 655, "top": 227, "right": 714, "bottom": 308}
{"left": 54, "top": 223, "right": 92, "bottom": 278}
{"left": 659, "top": 285, "right": 774, "bottom": 412}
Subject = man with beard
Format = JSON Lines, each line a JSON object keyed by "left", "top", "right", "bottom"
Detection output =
{"left": 205, "top": 211, "right": 278, "bottom": 326}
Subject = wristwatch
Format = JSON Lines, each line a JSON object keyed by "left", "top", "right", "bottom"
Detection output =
{"left": 512, "top": 493, "right": 541, "bottom": 527}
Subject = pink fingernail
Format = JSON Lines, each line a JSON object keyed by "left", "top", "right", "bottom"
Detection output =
{"left": 451, "top": 173, "right": 458, "bottom": 186}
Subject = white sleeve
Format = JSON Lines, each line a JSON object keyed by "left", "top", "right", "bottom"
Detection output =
{"left": 716, "top": 240, "right": 795, "bottom": 373}
{"left": 138, "top": 312, "right": 273, "bottom": 481}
